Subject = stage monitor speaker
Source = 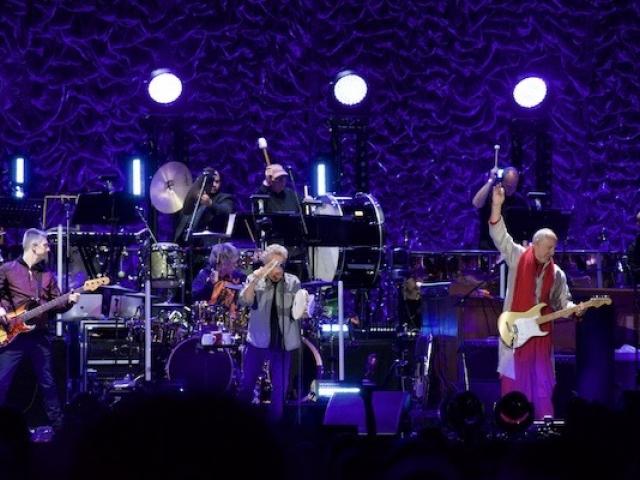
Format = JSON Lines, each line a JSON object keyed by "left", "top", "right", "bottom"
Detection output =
{"left": 458, "top": 338, "right": 500, "bottom": 416}
{"left": 323, "top": 390, "right": 409, "bottom": 435}
{"left": 331, "top": 339, "right": 396, "bottom": 388}
{"left": 576, "top": 303, "right": 615, "bottom": 406}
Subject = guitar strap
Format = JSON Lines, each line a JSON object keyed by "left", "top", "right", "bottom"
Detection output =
{"left": 35, "top": 270, "right": 43, "bottom": 304}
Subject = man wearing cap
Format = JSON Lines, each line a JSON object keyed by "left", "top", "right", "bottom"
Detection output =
{"left": 472, "top": 166, "right": 528, "bottom": 249}
{"left": 255, "top": 164, "right": 299, "bottom": 213}
{"left": 253, "top": 163, "right": 308, "bottom": 281}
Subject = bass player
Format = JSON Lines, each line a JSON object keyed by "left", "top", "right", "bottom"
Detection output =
{"left": 0, "top": 228, "right": 79, "bottom": 429}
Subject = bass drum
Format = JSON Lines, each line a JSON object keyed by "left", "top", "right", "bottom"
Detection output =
{"left": 165, "top": 337, "right": 235, "bottom": 393}
{"left": 309, "top": 193, "right": 385, "bottom": 289}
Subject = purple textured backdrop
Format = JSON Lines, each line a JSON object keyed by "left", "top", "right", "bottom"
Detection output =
{"left": 1, "top": 1, "right": 639, "bottom": 249}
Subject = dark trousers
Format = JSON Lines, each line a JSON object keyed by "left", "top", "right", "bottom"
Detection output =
{"left": 0, "top": 330, "right": 62, "bottom": 425}
{"left": 240, "top": 343, "right": 291, "bottom": 421}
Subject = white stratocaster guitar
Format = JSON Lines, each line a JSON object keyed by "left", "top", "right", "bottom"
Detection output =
{"left": 498, "top": 295, "right": 612, "bottom": 349}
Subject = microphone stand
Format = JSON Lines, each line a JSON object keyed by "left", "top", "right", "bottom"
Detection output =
{"left": 286, "top": 167, "right": 311, "bottom": 281}
{"left": 285, "top": 166, "right": 308, "bottom": 237}
{"left": 455, "top": 264, "right": 503, "bottom": 306}
{"left": 185, "top": 172, "right": 211, "bottom": 244}
{"left": 455, "top": 265, "right": 503, "bottom": 384}
{"left": 134, "top": 206, "right": 158, "bottom": 245}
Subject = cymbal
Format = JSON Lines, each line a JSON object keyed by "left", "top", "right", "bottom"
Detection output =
{"left": 301, "top": 280, "right": 334, "bottom": 289}
{"left": 124, "top": 292, "right": 161, "bottom": 299}
{"left": 153, "top": 301, "right": 185, "bottom": 308}
{"left": 100, "top": 284, "right": 136, "bottom": 293}
{"left": 150, "top": 162, "right": 193, "bottom": 214}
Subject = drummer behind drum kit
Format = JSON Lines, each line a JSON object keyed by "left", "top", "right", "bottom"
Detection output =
{"left": 83, "top": 159, "right": 387, "bottom": 400}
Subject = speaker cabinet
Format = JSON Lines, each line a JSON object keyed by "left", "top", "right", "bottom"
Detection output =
{"left": 323, "top": 390, "right": 409, "bottom": 435}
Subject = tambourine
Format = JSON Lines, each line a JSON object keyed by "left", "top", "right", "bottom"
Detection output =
{"left": 292, "top": 288, "right": 314, "bottom": 320}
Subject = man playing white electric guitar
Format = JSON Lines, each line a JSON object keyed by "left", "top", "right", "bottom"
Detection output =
{"left": 489, "top": 184, "right": 586, "bottom": 419}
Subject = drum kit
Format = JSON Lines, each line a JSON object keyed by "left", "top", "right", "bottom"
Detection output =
{"left": 99, "top": 160, "right": 387, "bottom": 398}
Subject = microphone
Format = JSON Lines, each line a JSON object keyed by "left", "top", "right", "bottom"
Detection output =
{"left": 257, "top": 137, "right": 271, "bottom": 166}
{"left": 494, "top": 144, "right": 500, "bottom": 170}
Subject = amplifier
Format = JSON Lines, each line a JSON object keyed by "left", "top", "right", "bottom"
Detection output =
{"left": 80, "top": 320, "right": 141, "bottom": 391}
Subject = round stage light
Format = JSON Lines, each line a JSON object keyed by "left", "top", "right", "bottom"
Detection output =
{"left": 333, "top": 71, "right": 368, "bottom": 107}
{"left": 513, "top": 76, "right": 547, "bottom": 108}
{"left": 148, "top": 69, "right": 183, "bottom": 104}
{"left": 442, "top": 391, "right": 485, "bottom": 436}
{"left": 494, "top": 391, "right": 535, "bottom": 434}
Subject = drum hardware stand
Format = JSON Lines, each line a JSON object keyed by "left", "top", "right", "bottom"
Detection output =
{"left": 413, "top": 333, "right": 434, "bottom": 408}
{"left": 249, "top": 194, "right": 271, "bottom": 251}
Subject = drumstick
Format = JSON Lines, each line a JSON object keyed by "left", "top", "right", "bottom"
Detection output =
{"left": 257, "top": 137, "right": 271, "bottom": 166}
{"left": 244, "top": 218, "right": 256, "bottom": 244}
{"left": 257, "top": 259, "right": 279, "bottom": 279}
{"left": 494, "top": 144, "right": 500, "bottom": 170}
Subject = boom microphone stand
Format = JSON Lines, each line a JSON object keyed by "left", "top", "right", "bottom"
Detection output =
{"left": 184, "top": 171, "right": 211, "bottom": 244}
{"left": 286, "top": 166, "right": 311, "bottom": 282}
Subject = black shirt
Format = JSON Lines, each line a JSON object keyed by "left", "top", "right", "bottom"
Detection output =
{"left": 174, "top": 192, "right": 235, "bottom": 243}
{"left": 255, "top": 185, "right": 299, "bottom": 214}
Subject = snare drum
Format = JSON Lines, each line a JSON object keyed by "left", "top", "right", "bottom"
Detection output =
{"left": 150, "top": 242, "right": 185, "bottom": 288}
{"left": 309, "top": 193, "right": 385, "bottom": 289}
{"left": 165, "top": 336, "right": 237, "bottom": 393}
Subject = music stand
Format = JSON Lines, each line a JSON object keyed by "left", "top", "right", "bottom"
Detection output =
{"left": 232, "top": 212, "right": 305, "bottom": 247}
{"left": 70, "top": 192, "right": 139, "bottom": 280}
{"left": 71, "top": 192, "right": 139, "bottom": 226}
{"left": 0, "top": 197, "right": 43, "bottom": 227}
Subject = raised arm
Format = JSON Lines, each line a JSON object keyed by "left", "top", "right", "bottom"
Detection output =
{"left": 489, "top": 184, "right": 524, "bottom": 266}
{"left": 472, "top": 168, "right": 499, "bottom": 209}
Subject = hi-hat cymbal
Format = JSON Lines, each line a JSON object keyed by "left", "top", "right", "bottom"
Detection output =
{"left": 150, "top": 162, "right": 193, "bottom": 214}
{"left": 153, "top": 301, "right": 185, "bottom": 308}
{"left": 301, "top": 280, "right": 334, "bottom": 289}
{"left": 125, "top": 292, "right": 161, "bottom": 299}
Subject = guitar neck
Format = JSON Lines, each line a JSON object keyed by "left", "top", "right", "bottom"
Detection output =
{"left": 22, "top": 287, "right": 85, "bottom": 323}
{"left": 537, "top": 304, "right": 584, "bottom": 326}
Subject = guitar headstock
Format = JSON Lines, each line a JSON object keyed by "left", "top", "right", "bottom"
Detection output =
{"left": 586, "top": 295, "right": 612, "bottom": 308}
{"left": 83, "top": 276, "right": 111, "bottom": 292}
